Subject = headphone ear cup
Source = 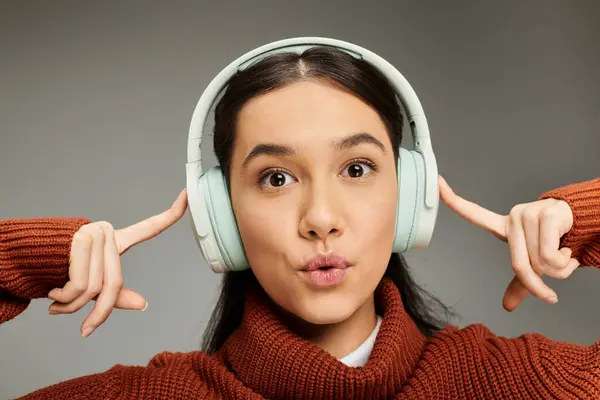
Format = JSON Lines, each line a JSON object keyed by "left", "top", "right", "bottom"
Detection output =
{"left": 392, "top": 148, "right": 426, "bottom": 253}
{"left": 200, "top": 167, "right": 250, "bottom": 271}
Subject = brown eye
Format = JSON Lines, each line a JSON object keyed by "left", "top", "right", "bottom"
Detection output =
{"left": 348, "top": 164, "right": 364, "bottom": 178}
{"left": 342, "top": 162, "right": 374, "bottom": 178}
{"left": 260, "top": 170, "right": 295, "bottom": 188}
{"left": 270, "top": 172, "right": 286, "bottom": 187}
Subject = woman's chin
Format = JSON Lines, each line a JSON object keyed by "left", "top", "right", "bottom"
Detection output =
{"left": 292, "top": 295, "right": 359, "bottom": 325}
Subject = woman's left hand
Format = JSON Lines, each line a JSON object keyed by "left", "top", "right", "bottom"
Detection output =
{"left": 438, "top": 176, "right": 579, "bottom": 311}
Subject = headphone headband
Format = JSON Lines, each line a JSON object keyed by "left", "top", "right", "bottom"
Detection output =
{"left": 187, "top": 37, "right": 436, "bottom": 208}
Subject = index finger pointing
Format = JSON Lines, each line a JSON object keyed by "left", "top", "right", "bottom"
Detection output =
{"left": 115, "top": 189, "right": 188, "bottom": 254}
{"left": 438, "top": 176, "right": 507, "bottom": 241}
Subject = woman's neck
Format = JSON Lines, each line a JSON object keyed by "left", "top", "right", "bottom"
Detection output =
{"left": 278, "top": 293, "right": 378, "bottom": 359}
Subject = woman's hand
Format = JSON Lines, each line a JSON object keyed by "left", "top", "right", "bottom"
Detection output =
{"left": 47, "top": 189, "right": 188, "bottom": 337}
{"left": 438, "top": 176, "right": 579, "bottom": 311}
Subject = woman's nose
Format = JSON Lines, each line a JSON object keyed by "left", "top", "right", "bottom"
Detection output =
{"left": 298, "top": 186, "right": 345, "bottom": 242}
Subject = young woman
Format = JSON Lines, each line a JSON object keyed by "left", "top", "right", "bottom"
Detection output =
{"left": 1, "top": 45, "right": 599, "bottom": 399}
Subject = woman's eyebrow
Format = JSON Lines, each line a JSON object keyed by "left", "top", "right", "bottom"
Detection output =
{"left": 241, "top": 143, "right": 295, "bottom": 170}
{"left": 241, "top": 132, "right": 386, "bottom": 170}
{"left": 333, "top": 132, "right": 387, "bottom": 154}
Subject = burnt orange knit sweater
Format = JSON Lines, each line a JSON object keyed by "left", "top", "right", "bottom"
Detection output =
{"left": 2, "top": 177, "right": 600, "bottom": 399}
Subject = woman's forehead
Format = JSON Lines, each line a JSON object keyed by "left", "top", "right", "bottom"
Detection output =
{"left": 235, "top": 80, "right": 389, "bottom": 148}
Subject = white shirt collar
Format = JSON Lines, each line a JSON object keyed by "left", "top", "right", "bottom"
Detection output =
{"left": 338, "top": 315, "right": 383, "bottom": 367}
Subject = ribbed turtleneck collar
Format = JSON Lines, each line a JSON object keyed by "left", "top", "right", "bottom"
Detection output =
{"left": 218, "top": 278, "right": 427, "bottom": 399}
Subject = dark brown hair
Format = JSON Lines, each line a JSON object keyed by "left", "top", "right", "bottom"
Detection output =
{"left": 202, "top": 46, "right": 455, "bottom": 354}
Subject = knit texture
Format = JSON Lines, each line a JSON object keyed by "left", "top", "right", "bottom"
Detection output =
{"left": 539, "top": 177, "right": 600, "bottom": 266}
{"left": 1, "top": 177, "right": 599, "bottom": 399}
{"left": 0, "top": 217, "right": 91, "bottom": 323}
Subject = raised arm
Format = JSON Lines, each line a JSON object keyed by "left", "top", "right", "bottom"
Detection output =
{"left": 0, "top": 217, "right": 91, "bottom": 323}
{"left": 3, "top": 190, "right": 189, "bottom": 398}
{"left": 439, "top": 176, "right": 600, "bottom": 311}
{"left": 1, "top": 188, "right": 186, "bottom": 333}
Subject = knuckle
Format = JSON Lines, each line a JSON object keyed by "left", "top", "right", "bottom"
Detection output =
{"left": 511, "top": 262, "right": 524, "bottom": 274}
{"left": 73, "top": 230, "right": 92, "bottom": 244}
{"left": 509, "top": 204, "right": 523, "bottom": 218}
{"left": 72, "top": 281, "right": 88, "bottom": 294}
{"left": 521, "top": 207, "right": 538, "bottom": 222}
{"left": 508, "top": 209, "right": 522, "bottom": 225}
{"left": 539, "top": 249, "right": 558, "bottom": 266}
{"left": 558, "top": 270, "right": 571, "bottom": 280}
{"left": 111, "top": 278, "right": 124, "bottom": 291}
{"left": 96, "top": 221, "right": 115, "bottom": 233}
{"left": 538, "top": 245, "right": 551, "bottom": 259}
{"left": 87, "top": 284, "right": 102, "bottom": 296}
{"left": 539, "top": 206, "right": 557, "bottom": 219}
{"left": 538, "top": 252, "right": 552, "bottom": 265}
{"left": 549, "top": 198, "right": 563, "bottom": 207}
{"left": 530, "top": 261, "right": 543, "bottom": 274}
{"left": 553, "top": 268, "right": 571, "bottom": 280}
{"left": 82, "top": 224, "right": 104, "bottom": 239}
{"left": 91, "top": 224, "right": 105, "bottom": 238}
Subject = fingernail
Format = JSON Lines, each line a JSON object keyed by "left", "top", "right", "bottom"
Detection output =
{"left": 141, "top": 301, "right": 148, "bottom": 311}
{"left": 547, "top": 295, "right": 558, "bottom": 304}
{"left": 82, "top": 326, "right": 93, "bottom": 338}
{"left": 48, "top": 308, "right": 58, "bottom": 314}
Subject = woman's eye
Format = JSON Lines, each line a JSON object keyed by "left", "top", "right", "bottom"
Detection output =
{"left": 260, "top": 171, "right": 295, "bottom": 188}
{"left": 341, "top": 162, "right": 373, "bottom": 178}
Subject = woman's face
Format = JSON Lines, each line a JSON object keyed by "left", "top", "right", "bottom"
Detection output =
{"left": 229, "top": 79, "right": 398, "bottom": 325}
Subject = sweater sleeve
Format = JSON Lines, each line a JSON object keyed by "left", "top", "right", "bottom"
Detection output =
{"left": 429, "top": 324, "right": 600, "bottom": 399}
{"left": 539, "top": 177, "right": 600, "bottom": 267}
{"left": 0, "top": 217, "right": 91, "bottom": 324}
{"left": 15, "top": 365, "right": 124, "bottom": 399}
{"left": 15, "top": 356, "right": 216, "bottom": 399}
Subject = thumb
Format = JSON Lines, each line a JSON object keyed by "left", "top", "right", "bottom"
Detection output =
{"left": 113, "top": 288, "right": 148, "bottom": 311}
{"left": 502, "top": 276, "right": 529, "bottom": 311}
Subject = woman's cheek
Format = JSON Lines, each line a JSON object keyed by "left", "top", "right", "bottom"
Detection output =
{"left": 358, "top": 186, "right": 397, "bottom": 245}
{"left": 236, "top": 197, "right": 296, "bottom": 267}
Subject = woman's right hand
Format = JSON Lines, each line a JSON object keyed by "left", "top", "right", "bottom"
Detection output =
{"left": 46, "top": 189, "right": 188, "bottom": 337}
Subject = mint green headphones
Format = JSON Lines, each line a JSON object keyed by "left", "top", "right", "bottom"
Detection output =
{"left": 186, "top": 37, "right": 439, "bottom": 273}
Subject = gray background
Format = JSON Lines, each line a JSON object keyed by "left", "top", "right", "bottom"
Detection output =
{"left": 1, "top": 0, "right": 599, "bottom": 397}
